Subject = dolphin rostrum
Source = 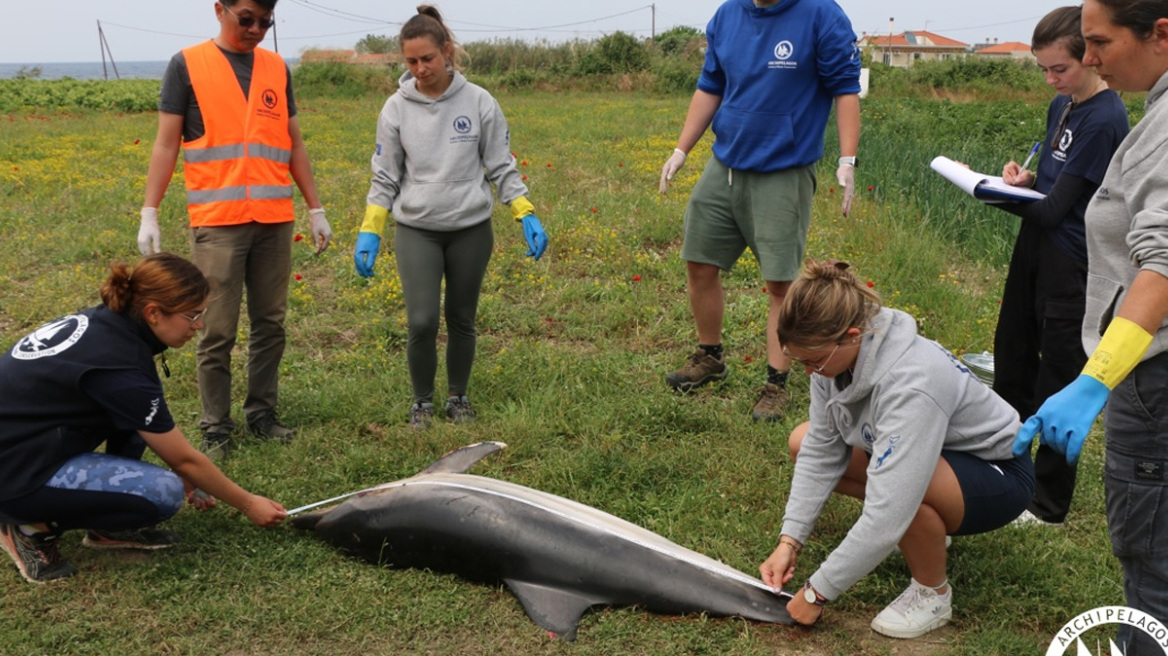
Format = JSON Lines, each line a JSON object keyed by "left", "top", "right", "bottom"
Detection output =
{"left": 292, "top": 441, "right": 793, "bottom": 640}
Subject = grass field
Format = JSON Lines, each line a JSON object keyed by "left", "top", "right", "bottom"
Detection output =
{"left": 0, "top": 87, "right": 1122, "bottom": 655}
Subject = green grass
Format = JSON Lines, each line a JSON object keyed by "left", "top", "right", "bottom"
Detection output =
{"left": 0, "top": 89, "right": 1120, "bottom": 655}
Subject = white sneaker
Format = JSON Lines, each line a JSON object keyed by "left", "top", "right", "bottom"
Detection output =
{"left": 870, "top": 579, "right": 953, "bottom": 639}
{"left": 1011, "top": 509, "right": 1064, "bottom": 528}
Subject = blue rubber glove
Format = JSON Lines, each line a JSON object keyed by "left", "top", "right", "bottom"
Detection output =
{"left": 1013, "top": 374, "right": 1109, "bottom": 464}
{"left": 353, "top": 232, "right": 381, "bottom": 278}
{"left": 521, "top": 214, "right": 548, "bottom": 261}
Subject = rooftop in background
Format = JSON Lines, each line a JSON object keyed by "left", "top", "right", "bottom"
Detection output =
{"left": 860, "top": 30, "right": 1035, "bottom": 68}
{"left": 861, "top": 31, "right": 969, "bottom": 49}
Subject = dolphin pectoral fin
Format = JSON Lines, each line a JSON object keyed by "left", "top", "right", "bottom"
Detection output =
{"left": 503, "top": 579, "right": 602, "bottom": 641}
{"left": 420, "top": 441, "right": 507, "bottom": 475}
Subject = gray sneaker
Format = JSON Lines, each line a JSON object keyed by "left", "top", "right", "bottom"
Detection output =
{"left": 0, "top": 523, "right": 78, "bottom": 584}
{"left": 248, "top": 412, "right": 295, "bottom": 443}
{"left": 200, "top": 430, "right": 232, "bottom": 462}
{"left": 751, "top": 382, "right": 790, "bottom": 422}
{"left": 666, "top": 349, "right": 729, "bottom": 392}
{"left": 445, "top": 396, "right": 476, "bottom": 424}
{"left": 410, "top": 402, "right": 435, "bottom": 430}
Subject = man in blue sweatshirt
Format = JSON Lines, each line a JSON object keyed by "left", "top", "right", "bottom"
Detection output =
{"left": 659, "top": 0, "right": 861, "bottom": 422}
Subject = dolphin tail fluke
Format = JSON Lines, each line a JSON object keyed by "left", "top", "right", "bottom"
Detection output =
{"left": 419, "top": 441, "right": 507, "bottom": 475}
{"left": 504, "top": 579, "right": 605, "bottom": 641}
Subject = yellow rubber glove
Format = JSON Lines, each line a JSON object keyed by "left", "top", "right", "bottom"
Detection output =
{"left": 510, "top": 196, "right": 535, "bottom": 222}
{"left": 359, "top": 205, "right": 390, "bottom": 237}
{"left": 1083, "top": 316, "right": 1154, "bottom": 389}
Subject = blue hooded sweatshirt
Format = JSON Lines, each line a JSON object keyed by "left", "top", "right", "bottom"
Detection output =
{"left": 698, "top": 0, "right": 860, "bottom": 172}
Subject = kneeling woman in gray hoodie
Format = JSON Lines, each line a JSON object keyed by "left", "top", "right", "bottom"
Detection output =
{"left": 353, "top": 5, "right": 549, "bottom": 429}
{"left": 759, "top": 260, "right": 1034, "bottom": 639}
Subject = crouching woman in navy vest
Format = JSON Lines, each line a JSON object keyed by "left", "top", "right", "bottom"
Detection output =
{"left": 0, "top": 253, "right": 286, "bottom": 584}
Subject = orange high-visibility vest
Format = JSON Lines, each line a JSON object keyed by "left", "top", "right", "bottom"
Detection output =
{"left": 181, "top": 41, "right": 294, "bottom": 227}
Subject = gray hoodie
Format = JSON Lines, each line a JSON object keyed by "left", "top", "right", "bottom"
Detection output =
{"left": 1083, "top": 69, "right": 1168, "bottom": 356}
{"left": 780, "top": 308, "right": 1020, "bottom": 600}
{"left": 366, "top": 71, "right": 529, "bottom": 232}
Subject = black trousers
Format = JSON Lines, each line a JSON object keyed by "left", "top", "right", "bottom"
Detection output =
{"left": 992, "top": 223, "right": 1087, "bottom": 523}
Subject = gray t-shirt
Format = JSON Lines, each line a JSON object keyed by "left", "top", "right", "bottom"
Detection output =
{"left": 158, "top": 44, "right": 297, "bottom": 143}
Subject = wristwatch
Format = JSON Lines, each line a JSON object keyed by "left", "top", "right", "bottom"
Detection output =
{"left": 803, "top": 581, "right": 828, "bottom": 606}
{"left": 838, "top": 155, "right": 858, "bottom": 168}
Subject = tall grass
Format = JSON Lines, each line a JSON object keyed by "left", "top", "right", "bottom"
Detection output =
{"left": 0, "top": 84, "right": 1124, "bottom": 654}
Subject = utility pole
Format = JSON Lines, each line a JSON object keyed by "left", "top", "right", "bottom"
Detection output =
{"left": 97, "top": 21, "right": 120, "bottom": 80}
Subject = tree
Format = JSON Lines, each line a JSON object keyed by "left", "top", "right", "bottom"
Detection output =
{"left": 654, "top": 26, "right": 702, "bottom": 57}
{"left": 355, "top": 34, "right": 398, "bottom": 55}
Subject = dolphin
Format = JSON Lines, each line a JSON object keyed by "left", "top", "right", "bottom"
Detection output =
{"left": 292, "top": 441, "right": 794, "bottom": 640}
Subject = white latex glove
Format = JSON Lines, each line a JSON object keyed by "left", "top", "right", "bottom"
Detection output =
{"left": 308, "top": 207, "right": 332, "bottom": 254}
{"left": 138, "top": 207, "right": 161, "bottom": 254}
{"left": 658, "top": 148, "right": 687, "bottom": 194}
{"left": 836, "top": 164, "right": 855, "bottom": 217}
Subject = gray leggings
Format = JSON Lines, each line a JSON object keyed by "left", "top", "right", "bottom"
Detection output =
{"left": 395, "top": 219, "right": 493, "bottom": 403}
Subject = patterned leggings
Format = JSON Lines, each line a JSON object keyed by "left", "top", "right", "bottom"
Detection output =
{"left": 0, "top": 452, "right": 183, "bottom": 531}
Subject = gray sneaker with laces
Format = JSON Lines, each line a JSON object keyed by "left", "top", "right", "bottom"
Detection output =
{"left": 0, "top": 523, "right": 78, "bottom": 584}
{"left": 248, "top": 412, "right": 295, "bottom": 443}
{"left": 666, "top": 349, "right": 728, "bottom": 392}
{"left": 410, "top": 402, "right": 435, "bottom": 430}
{"left": 445, "top": 396, "right": 476, "bottom": 424}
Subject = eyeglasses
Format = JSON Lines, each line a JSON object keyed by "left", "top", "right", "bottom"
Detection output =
{"left": 179, "top": 308, "right": 208, "bottom": 326}
{"left": 222, "top": 4, "right": 275, "bottom": 29}
{"left": 783, "top": 342, "right": 843, "bottom": 374}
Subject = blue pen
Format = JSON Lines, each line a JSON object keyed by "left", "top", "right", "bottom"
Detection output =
{"left": 1020, "top": 141, "right": 1041, "bottom": 171}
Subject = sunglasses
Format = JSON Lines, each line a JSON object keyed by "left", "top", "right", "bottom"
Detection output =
{"left": 223, "top": 4, "right": 275, "bottom": 29}
{"left": 782, "top": 342, "right": 842, "bottom": 374}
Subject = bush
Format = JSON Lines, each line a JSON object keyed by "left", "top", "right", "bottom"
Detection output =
{"left": 0, "top": 79, "right": 159, "bottom": 112}
{"left": 653, "top": 26, "right": 703, "bottom": 57}
{"left": 909, "top": 57, "right": 1046, "bottom": 93}
{"left": 292, "top": 61, "right": 396, "bottom": 99}
{"left": 576, "top": 32, "right": 651, "bottom": 76}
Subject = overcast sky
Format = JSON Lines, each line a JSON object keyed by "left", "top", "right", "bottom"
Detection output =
{"left": 1, "top": 1, "right": 1072, "bottom": 64}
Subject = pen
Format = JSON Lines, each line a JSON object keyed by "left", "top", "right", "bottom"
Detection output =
{"left": 1020, "top": 141, "right": 1041, "bottom": 171}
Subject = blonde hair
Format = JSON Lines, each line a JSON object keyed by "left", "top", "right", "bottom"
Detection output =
{"left": 778, "top": 260, "right": 881, "bottom": 348}
{"left": 100, "top": 252, "right": 209, "bottom": 321}
{"left": 401, "top": 5, "right": 467, "bottom": 71}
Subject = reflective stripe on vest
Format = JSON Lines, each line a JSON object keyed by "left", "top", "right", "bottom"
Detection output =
{"left": 181, "top": 41, "right": 294, "bottom": 226}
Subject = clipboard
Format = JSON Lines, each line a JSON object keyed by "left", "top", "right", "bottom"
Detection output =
{"left": 930, "top": 156, "right": 1046, "bottom": 203}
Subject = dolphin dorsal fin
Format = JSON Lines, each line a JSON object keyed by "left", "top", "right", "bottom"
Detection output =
{"left": 419, "top": 441, "right": 506, "bottom": 475}
{"left": 504, "top": 579, "right": 605, "bottom": 641}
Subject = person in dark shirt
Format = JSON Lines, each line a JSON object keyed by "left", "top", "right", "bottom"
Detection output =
{"left": 0, "top": 253, "right": 286, "bottom": 584}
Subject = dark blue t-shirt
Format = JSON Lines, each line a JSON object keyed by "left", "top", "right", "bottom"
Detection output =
{"left": 1034, "top": 90, "right": 1129, "bottom": 263}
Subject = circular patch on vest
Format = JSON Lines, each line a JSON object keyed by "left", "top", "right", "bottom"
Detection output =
{"left": 12, "top": 314, "right": 88, "bottom": 360}
{"left": 262, "top": 89, "right": 279, "bottom": 110}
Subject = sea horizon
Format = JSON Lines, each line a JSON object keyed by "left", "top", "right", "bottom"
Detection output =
{"left": 0, "top": 58, "right": 299, "bottom": 80}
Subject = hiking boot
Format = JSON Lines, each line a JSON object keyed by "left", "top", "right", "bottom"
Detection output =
{"left": 0, "top": 523, "right": 78, "bottom": 584}
{"left": 410, "top": 402, "right": 435, "bottom": 430}
{"left": 83, "top": 527, "right": 180, "bottom": 550}
{"left": 248, "top": 412, "right": 295, "bottom": 443}
{"left": 200, "top": 430, "right": 232, "bottom": 462}
{"left": 751, "top": 382, "right": 790, "bottom": 422}
{"left": 870, "top": 579, "right": 953, "bottom": 639}
{"left": 666, "top": 349, "right": 728, "bottom": 392}
{"left": 445, "top": 395, "right": 476, "bottom": 424}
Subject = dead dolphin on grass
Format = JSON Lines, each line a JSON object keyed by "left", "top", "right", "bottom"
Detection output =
{"left": 291, "top": 441, "right": 794, "bottom": 640}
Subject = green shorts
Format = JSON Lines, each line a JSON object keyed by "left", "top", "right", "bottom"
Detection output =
{"left": 681, "top": 156, "right": 816, "bottom": 282}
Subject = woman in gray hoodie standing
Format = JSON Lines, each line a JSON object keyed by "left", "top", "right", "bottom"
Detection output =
{"left": 758, "top": 261, "right": 1034, "bottom": 639}
{"left": 352, "top": 5, "right": 549, "bottom": 429}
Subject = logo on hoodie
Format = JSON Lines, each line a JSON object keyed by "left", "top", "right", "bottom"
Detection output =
{"left": 769, "top": 40, "right": 798, "bottom": 70}
{"left": 12, "top": 315, "right": 88, "bottom": 360}
{"left": 450, "top": 116, "right": 479, "bottom": 145}
{"left": 875, "top": 435, "right": 901, "bottom": 469}
{"left": 453, "top": 116, "right": 472, "bottom": 134}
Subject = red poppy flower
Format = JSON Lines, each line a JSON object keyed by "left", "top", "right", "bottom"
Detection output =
{"left": 521, "top": 160, "right": 528, "bottom": 166}
{"left": 619, "top": 162, "right": 624, "bottom": 167}
{"left": 867, "top": 185, "right": 874, "bottom": 191}
{"left": 866, "top": 280, "right": 875, "bottom": 288}
{"left": 546, "top": 163, "right": 553, "bottom": 168}
{"left": 133, "top": 139, "right": 140, "bottom": 145}
{"left": 829, "top": 188, "right": 835, "bottom": 194}
{"left": 632, "top": 274, "right": 641, "bottom": 281}
{"left": 522, "top": 175, "right": 528, "bottom": 181}
{"left": 294, "top": 274, "right": 303, "bottom": 281}
{"left": 294, "top": 234, "right": 303, "bottom": 242}
{"left": 743, "top": 355, "right": 754, "bottom": 363}
{"left": 590, "top": 208, "right": 598, "bottom": 213}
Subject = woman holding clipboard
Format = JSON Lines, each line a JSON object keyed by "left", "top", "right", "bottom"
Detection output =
{"left": 990, "top": 6, "right": 1128, "bottom": 528}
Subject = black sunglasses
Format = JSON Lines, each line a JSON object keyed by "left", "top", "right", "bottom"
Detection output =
{"left": 223, "top": 4, "right": 275, "bottom": 29}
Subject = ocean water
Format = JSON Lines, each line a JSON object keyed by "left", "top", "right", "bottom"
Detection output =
{"left": 0, "top": 61, "right": 171, "bottom": 80}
